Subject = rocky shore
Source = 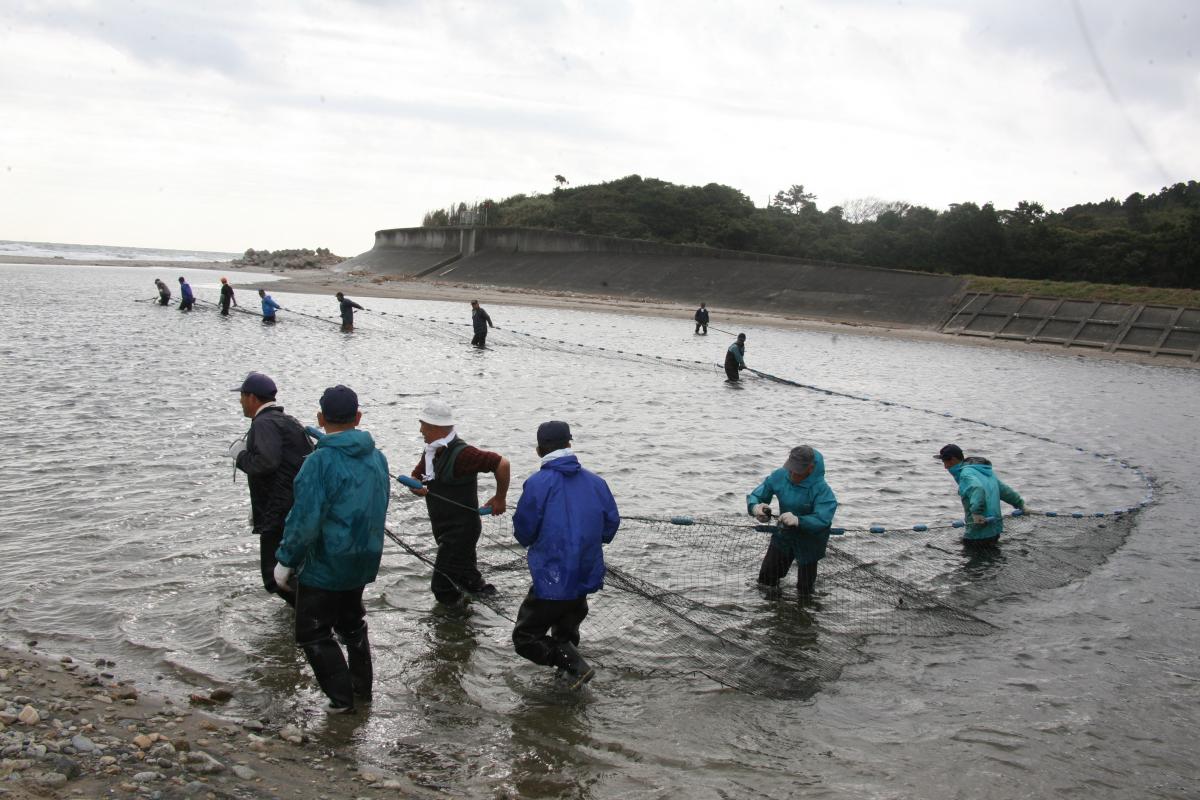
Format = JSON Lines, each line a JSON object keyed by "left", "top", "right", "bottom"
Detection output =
{"left": 0, "top": 646, "right": 428, "bottom": 799}
{"left": 231, "top": 249, "right": 345, "bottom": 271}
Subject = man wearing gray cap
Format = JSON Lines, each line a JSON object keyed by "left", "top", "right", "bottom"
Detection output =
{"left": 406, "top": 399, "right": 511, "bottom": 604}
{"left": 227, "top": 371, "right": 313, "bottom": 607}
{"left": 512, "top": 421, "right": 620, "bottom": 688}
{"left": 747, "top": 445, "right": 838, "bottom": 600}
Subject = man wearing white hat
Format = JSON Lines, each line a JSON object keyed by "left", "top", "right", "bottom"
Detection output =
{"left": 407, "top": 399, "right": 511, "bottom": 604}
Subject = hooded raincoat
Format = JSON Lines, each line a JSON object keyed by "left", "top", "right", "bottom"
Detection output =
{"left": 261, "top": 294, "right": 282, "bottom": 319}
{"left": 948, "top": 460, "right": 1024, "bottom": 540}
{"left": 513, "top": 454, "right": 620, "bottom": 600}
{"left": 276, "top": 429, "right": 390, "bottom": 590}
{"left": 746, "top": 449, "right": 838, "bottom": 565}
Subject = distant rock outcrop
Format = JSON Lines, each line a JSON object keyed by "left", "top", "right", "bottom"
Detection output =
{"left": 233, "top": 247, "right": 345, "bottom": 270}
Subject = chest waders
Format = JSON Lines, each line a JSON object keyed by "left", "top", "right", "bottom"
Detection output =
{"left": 425, "top": 439, "right": 487, "bottom": 602}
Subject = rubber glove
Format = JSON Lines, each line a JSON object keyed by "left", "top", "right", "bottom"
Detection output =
{"left": 752, "top": 503, "right": 772, "bottom": 522}
{"left": 226, "top": 437, "right": 247, "bottom": 461}
{"left": 778, "top": 512, "right": 799, "bottom": 527}
{"left": 273, "top": 563, "right": 294, "bottom": 591}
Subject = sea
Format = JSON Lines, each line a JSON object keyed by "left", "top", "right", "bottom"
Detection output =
{"left": 0, "top": 243, "right": 1197, "bottom": 798}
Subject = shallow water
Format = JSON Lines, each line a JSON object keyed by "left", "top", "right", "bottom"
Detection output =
{"left": 1, "top": 263, "right": 1197, "bottom": 798}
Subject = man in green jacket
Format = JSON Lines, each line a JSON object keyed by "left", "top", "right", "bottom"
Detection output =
{"left": 936, "top": 443, "right": 1025, "bottom": 545}
{"left": 747, "top": 445, "right": 838, "bottom": 599}
{"left": 274, "top": 385, "right": 390, "bottom": 714}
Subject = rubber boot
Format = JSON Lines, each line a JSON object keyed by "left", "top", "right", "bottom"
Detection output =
{"left": 340, "top": 624, "right": 373, "bottom": 702}
{"left": 301, "top": 639, "right": 355, "bottom": 713}
{"left": 553, "top": 642, "right": 595, "bottom": 689}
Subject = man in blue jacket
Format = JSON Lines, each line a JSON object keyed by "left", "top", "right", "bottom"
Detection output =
{"left": 512, "top": 421, "right": 620, "bottom": 688}
{"left": 936, "top": 444, "right": 1025, "bottom": 546}
{"left": 274, "top": 385, "right": 390, "bottom": 713}
{"left": 258, "top": 288, "right": 282, "bottom": 324}
{"left": 177, "top": 276, "right": 194, "bottom": 311}
{"left": 748, "top": 445, "right": 838, "bottom": 599}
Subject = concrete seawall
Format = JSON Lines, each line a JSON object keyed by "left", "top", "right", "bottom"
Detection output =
{"left": 338, "top": 226, "right": 968, "bottom": 328}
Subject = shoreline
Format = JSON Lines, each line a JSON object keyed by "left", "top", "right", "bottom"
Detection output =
{"left": 6, "top": 255, "right": 1195, "bottom": 369}
{"left": 0, "top": 643, "right": 429, "bottom": 799}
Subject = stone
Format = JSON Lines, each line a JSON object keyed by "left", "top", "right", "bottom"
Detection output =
{"left": 171, "top": 737, "right": 190, "bottom": 752}
{"left": 109, "top": 687, "right": 138, "bottom": 701}
{"left": 133, "top": 770, "right": 160, "bottom": 782}
{"left": 47, "top": 755, "right": 81, "bottom": 779}
{"left": 70, "top": 735, "right": 96, "bottom": 753}
{"left": 240, "top": 720, "right": 264, "bottom": 733}
{"left": 133, "top": 734, "right": 154, "bottom": 750}
{"left": 17, "top": 705, "right": 39, "bottom": 725}
{"left": 278, "top": 724, "right": 303, "bottom": 744}
{"left": 25, "top": 744, "right": 47, "bottom": 758}
{"left": 208, "top": 688, "right": 233, "bottom": 702}
{"left": 149, "top": 743, "right": 175, "bottom": 758}
{"left": 180, "top": 780, "right": 211, "bottom": 797}
{"left": 183, "top": 751, "right": 225, "bottom": 774}
{"left": 188, "top": 694, "right": 215, "bottom": 706}
{"left": 0, "top": 758, "right": 33, "bottom": 771}
{"left": 36, "top": 771, "right": 68, "bottom": 787}
{"left": 231, "top": 764, "right": 257, "bottom": 780}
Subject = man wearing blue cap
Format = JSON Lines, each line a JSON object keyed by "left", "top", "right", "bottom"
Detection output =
{"left": 273, "top": 385, "right": 390, "bottom": 713}
{"left": 512, "top": 420, "right": 620, "bottom": 688}
{"left": 228, "top": 372, "right": 312, "bottom": 606}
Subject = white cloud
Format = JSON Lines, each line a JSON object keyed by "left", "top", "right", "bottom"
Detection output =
{"left": 0, "top": 0, "right": 1196, "bottom": 254}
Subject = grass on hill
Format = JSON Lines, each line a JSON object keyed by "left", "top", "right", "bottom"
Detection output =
{"left": 963, "top": 276, "right": 1200, "bottom": 309}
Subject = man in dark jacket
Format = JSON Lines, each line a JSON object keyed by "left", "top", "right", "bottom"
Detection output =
{"left": 274, "top": 385, "right": 389, "bottom": 714}
{"left": 694, "top": 302, "right": 709, "bottom": 335}
{"left": 724, "top": 333, "right": 746, "bottom": 382}
{"left": 218, "top": 278, "right": 237, "bottom": 315}
{"left": 406, "top": 399, "right": 510, "bottom": 604}
{"left": 470, "top": 300, "right": 493, "bottom": 347}
{"left": 228, "top": 371, "right": 313, "bottom": 606}
{"left": 155, "top": 279, "right": 171, "bottom": 306}
{"left": 177, "top": 276, "right": 194, "bottom": 312}
{"left": 512, "top": 421, "right": 620, "bottom": 687}
{"left": 335, "top": 292, "right": 364, "bottom": 332}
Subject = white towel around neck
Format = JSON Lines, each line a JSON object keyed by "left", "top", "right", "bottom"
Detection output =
{"left": 422, "top": 428, "right": 458, "bottom": 481}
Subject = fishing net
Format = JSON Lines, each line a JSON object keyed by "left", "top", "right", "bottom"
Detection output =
{"left": 386, "top": 509, "right": 1136, "bottom": 696}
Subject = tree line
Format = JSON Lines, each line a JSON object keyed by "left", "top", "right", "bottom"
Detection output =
{"left": 422, "top": 176, "right": 1200, "bottom": 289}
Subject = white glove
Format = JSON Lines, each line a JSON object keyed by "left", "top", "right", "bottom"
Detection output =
{"left": 226, "top": 437, "right": 247, "bottom": 460}
{"left": 273, "top": 563, "right": 294, "bottom": 591}
{"left": 752, "top": 503, "right": 771, "bottom": 522}
{"left": 972, "top": 513, "right": 987, "bottom": 525}
{"left": 778, "top": 512, "right": 799, "bottom": 527}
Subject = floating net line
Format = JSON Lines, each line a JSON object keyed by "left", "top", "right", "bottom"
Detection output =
{"left": 384, "top": 507, "right": 1135, "bottom": 696}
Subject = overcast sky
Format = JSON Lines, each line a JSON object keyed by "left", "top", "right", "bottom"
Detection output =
{"left": 1, "top": 0, "right": 1196, "bottom": 255}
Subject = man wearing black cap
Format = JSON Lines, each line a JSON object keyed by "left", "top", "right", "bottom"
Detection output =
{"left": 725, "top": 333, "right": 747, "bottom": 382}
{"left": 936, "top": 444, "right": 1025, "bottom": 545}
{"left": 335, "top": 292, "right": 364, "bottom": 332}
{"left": 228, "top": 371, "right": 313, "bottom": 606}
{"left": 273, "top": 385, "right": 390, "bottom": 714}
{"left": 511, "top": 421, "right": 620, "bottom": 688}
{"left": 470, "top": 300, "right": 494, "bottom": 348}
{"left": 177, "top": 276, "right": 195, "bottom": 312}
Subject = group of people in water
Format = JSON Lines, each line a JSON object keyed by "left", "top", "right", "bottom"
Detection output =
{"left": 225, "top": 358, "right": 1024, "bottom": 713}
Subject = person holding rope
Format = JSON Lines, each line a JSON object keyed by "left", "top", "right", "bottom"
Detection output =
{"left": 935, "top": 444, "right": 1025, "bottom": 547}
{"left": 406, "top": 400, "right": 510, "bottom": 604}
{"left": 258, "top": 288, "right": 282, "bottom": 324}
{"left": 748, "top": 445, "right": 838, "bottom": 600}
{"left": 218, "top": 277, "right": 238, "bottom": 316}
{"left": 512, "top": 420, "right": 619, "bottom": 688}
{"left": 177, "top": 276, "right": 195, "bottom": 312}
{"left": 228, "top": 371, "right": 312, "bottom": 607}
{"left": 274, "top": 385, "right": 389, "bottom": 714}
{"left": 694, "top": 302, "right": 709, "bottom": 335}
{"left": 154, "top": 278, "right": 171, "bottom": 306}
{"left": 335, "top": 292, "right": 364, "bottom": 332}
{"left": 470, "top": 300, "right": 494, "bottom": 348}
{"left": 725, "top": 332, "right": 747, "bottom": 382}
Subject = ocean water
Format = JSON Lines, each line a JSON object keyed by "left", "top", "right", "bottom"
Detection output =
{"left": 0, "top": 239, "right": 238, "bottom": 263}
{"left": 0, "top": 262, "right": 1197, "bottom": 798}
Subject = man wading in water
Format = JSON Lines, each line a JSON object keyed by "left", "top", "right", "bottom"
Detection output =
{"left": 406, "top": 400, "right": 511, "bottom": 604}
{"left": 227, "top": 371, "right": 312, "bottom": 606}
{"left": 335, "top": 292, "right": 364, "bottom": 332}
{"left": 725, "top": 333, "right": 747, "bottom": 382}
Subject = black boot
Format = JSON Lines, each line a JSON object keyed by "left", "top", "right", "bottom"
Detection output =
{"left": 301, "top": 638, "right": 355, "bottom": 713}
{"left": 339, "top": 624, "right": 373, "bottom": 702}
{"left": 553, "top": 642, "right": 595, "bottom": 689}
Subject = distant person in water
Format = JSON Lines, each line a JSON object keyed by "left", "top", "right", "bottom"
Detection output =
{"left": 336, "top": 292, "right": 364, "bottom": 332}
{"left": 219, "top": 277, "right": 238, "bottom": 316}
{"left": 155, "top": 279, "right": 171, "bottom": 306}
{"left": 724, "top": 333, "right": 746, "bottom": 382}
{"left": 177, "top": 277, "right": 194, "bottom": 312}
{"left": 259, "top": 289, "right": 282, "bottom": 324}
{"left": 470, "top": 300, "right": 494, "bottom": 347}
{"left": 935, "top": 444, "right": 1026, "bottom": 547}
{"left": 694, "top": 302, "right": 709, "bottom": 335}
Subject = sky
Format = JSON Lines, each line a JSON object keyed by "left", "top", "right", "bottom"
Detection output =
{"left": 1, "top": 0, "right": 1196, "bottom": 256}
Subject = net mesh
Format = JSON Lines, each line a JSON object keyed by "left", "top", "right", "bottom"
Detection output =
{"left": 388, "top": 510, "right": 1135, "bottom": 696}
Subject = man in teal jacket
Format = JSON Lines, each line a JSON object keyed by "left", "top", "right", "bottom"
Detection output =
{"left": 936, "top": 444, "right": 1025, "bottom": 544}
{"left": 274, "top": 385, "right": 390, "bottom": 713}
{"left": 747, "top": 445, "right": 838, "bottom": 599}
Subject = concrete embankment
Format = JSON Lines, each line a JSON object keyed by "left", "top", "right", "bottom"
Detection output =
{"left": 338, "top": 227, "right": 968, "bottom": 328}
